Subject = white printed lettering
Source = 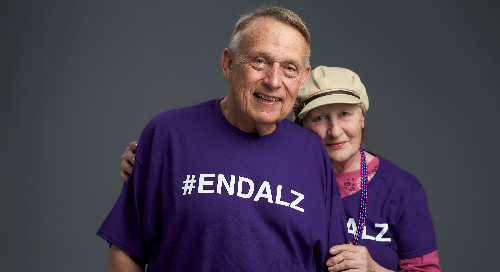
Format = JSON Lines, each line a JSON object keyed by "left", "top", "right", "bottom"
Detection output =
{"left": 237, "top": 176, "right": 254, "bottom": 198}
{"left": 290, "top": 190, "right": 304, "bottom": 212}
{"left": 275, "top": 185, "right": 290, "bottom": 207}
{"left": 254, "top": 181, "right": 273, "bottom": 203}
{"left": 182, "top": 175, "right": 197, "bottom": 195}
{"left": 347, "top": 218, "right": 392, "bottom": 243}
{"left": 375, "top": 223, "right": 391, "bottom": 242}
{"left": 198, "top": 174, "right": 215, "bottom": 193}
{"left": 347, "top": 218, "right": 357, "bottom": 235}
{"left": 217, "top": 174, "right": 235, "bottom": 195}
{"left": 362, "top": 226, "right": 375, "bottom": 240}
{"left": 183, "top": 173, "right": 305, "bottom": 213}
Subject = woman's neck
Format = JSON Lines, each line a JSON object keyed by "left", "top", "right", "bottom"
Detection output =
{"left": 332, "top": 151, "right": 375, "bottom": 173}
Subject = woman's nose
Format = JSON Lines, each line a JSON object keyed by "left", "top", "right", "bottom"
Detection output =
{"left": 327, "top": 119, "right": 343, "bottom": 138}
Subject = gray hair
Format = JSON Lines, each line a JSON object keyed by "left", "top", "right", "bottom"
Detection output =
{"left": 228, "top": 6, "right": 311, "bottom": 67}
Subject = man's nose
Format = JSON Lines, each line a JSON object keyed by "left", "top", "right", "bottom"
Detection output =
{"left": 263, "top": 63, "right": 283, "bottom": 90}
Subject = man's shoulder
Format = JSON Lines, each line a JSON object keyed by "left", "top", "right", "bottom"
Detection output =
{"left": 135, "top": 100, "right": 217, "bottom": 164}
{"left": 138, "top": 99, "right": 217, "bottom": 140}
{"left": 280, "top": 119, "right": 324, "bottom": 147}
{"left": 150, "top": 100, "right": 216, "bottom": 125}
{"left": 277, "top": 119, "right": 332, "bottom": 168}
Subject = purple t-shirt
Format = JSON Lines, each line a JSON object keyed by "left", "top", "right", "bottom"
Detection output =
{"left": 98, "top": 100, "right": 348, "bottom": 271}
{"left": 342, "top": 152, "right": 437, "bottom": 271}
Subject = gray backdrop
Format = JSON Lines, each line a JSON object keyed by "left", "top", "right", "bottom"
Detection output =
{"left": 1, "top": 1, "right": 499, "bottom": 271}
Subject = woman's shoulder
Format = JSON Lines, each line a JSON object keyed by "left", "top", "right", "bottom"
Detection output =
{"left": 371, "top": 152, "right": 424, "bottom": 194}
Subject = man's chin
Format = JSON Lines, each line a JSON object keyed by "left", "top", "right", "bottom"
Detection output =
{"left": 251, "top": 112, "right": 285, "bottom": 126}
{"left": 250, "top": 105, "right": 291, "bottom": 123}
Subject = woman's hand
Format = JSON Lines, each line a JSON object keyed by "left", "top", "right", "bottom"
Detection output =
{"left": 120, "top": 141, "right": 138, "bottom": 182}
{"left": 326, "top": 244, "right": 392, "bottom": 272}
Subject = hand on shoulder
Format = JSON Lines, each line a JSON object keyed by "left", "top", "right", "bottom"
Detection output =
{"left": 120, "top": 141, "right": 138, "bottom": 182}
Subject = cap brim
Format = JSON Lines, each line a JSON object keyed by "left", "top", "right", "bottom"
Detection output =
{"left": 297, "top": 94, "right": 362, "bottom": 120}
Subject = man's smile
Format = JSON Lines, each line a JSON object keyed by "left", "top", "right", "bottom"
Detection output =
{"left": 254, "top": 93, "right": 281, "bottom": 102}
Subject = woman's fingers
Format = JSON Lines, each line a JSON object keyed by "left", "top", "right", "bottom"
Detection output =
{"left": 120, "top": 141, "right": 138, "bottom": 182}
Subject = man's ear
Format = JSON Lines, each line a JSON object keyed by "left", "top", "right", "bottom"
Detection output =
{"left": 297, "top": 64, "right": 311, "bottom": 95}
{"left": 221, "top": 48, "right": 233, "bottom": 81}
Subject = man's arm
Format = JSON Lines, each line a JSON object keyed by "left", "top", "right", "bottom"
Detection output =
{"left": 108, "top": 244, "right": 145, "bottom": 272}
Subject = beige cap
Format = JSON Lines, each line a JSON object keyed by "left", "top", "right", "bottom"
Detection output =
{"left": 293, "top": 66, "right": 369, "bottom": 122}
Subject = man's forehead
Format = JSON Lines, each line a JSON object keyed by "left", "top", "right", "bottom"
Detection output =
{"left": 243, "top": 17, "right": 295, "bottom": 37}
{"left": 239, "top": 17, "right": 309, "bottom": 61}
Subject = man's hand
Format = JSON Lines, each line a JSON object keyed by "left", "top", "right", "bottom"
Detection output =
{"left": 108, "top": 244, "right": 145, "bottom": 272}
{"left": 120, "top": 141, "right": 138, "bottom": 182}
{"left": 326, "top": 244, "right": 393, "bottom": 272}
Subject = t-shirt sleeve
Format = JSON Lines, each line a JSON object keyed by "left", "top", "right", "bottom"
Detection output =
{"left": 394, "top": 187, "right": 437, "bottom": 259}
{"left": 97, "top": 122, "right": 158, "bottom": 262}
{"left": 96, "top": 161, "right": 150, "bottom": 261}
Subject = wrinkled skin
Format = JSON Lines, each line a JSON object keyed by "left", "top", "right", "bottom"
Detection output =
{"left": 220, "top": 17, "right": 311, "bottom": 136}
{"left": 327, "top": 244, "right": 392, "bottom": 272}
{"left": 301, "top": 103, "right": 372, "bottom": 173}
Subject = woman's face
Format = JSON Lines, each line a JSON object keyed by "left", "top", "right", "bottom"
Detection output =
{"left": 302, "top": 103, "right": 364, "bottom": 166}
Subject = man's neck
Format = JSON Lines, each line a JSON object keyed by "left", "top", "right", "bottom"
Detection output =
{"left": 219, "top": 97, "right": 277, "bottom": 137}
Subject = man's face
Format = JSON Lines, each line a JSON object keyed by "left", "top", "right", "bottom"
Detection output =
{"left": 223, "top": 17, "right": 311, "bottom": 128}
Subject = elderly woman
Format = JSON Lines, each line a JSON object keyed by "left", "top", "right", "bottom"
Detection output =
{"left": 294, "top": 66, "right": 440, "bottom": 272}
{"left": 119, "top": 66, "right": 440, "bottom": 271}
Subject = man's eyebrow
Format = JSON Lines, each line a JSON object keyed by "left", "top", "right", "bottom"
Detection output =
{"left": 247, "top": 51, "right": 302, "bottom": 67}
{"left": 246, "top": 51, "right": 272, "bottom": 60}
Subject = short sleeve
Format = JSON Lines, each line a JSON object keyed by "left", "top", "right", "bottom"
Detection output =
{"left": 394, "top": 188, "right": 437, "bottom": 259}
{"left": 96, "top": 161, "right": 150, "bottom": 261}
{"left": 97, "top": 121, "right": 159, "bottom": 262}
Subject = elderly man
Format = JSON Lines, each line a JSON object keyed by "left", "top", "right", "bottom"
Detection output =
{"left": 98, "top": 6, "right": 348, "bottom": 271}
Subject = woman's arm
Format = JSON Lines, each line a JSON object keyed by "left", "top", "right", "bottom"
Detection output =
{"left": 120, "top": 141, "right": 138, "bottom": 182}
{"left": 399, "top": 250, "right": 441, "bottom": 272}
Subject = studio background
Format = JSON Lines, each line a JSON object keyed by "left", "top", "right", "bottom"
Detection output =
{"left": 1, "top": 1, "right": 498, "bottom": 271}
